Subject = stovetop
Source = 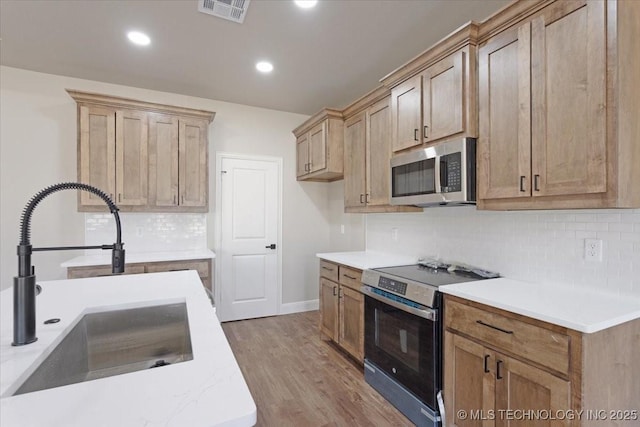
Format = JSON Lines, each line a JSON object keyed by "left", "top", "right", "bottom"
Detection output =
{"left": 373, "top": 264, "right": 484, "bottom": 287}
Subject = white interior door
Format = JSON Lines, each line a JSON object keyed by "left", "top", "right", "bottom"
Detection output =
{"left": 218, "top": 155, "right": 280, "bottom": 322}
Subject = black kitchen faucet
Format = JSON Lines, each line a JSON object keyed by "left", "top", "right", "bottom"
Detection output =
{"left": 13, "top": 182, "right": 125, "bottom": 346}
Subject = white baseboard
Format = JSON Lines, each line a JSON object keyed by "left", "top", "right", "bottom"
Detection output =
{"left": 279, "top": 299, "right": 319, "bottom": 315}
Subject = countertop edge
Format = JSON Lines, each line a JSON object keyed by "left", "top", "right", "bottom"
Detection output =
{"left": 61, "top": 249, "right": 216, "bottom": 268}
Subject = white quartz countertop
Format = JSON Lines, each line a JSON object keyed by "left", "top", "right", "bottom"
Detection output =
{"left": 61, "top": 249, "right": 216, "bottom": 268}
{"left": 440, "top": 277, "right": 640, "bottom": 333}
{"left": 316, "top": 251, "right": 417, "bottom": 270}
{"left": 0, "top": 271, "right": 255, "bottom": 427}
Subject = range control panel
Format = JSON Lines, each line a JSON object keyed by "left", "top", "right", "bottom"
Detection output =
{"left": 378, "top": 276, "right": 407, "bottom": 295}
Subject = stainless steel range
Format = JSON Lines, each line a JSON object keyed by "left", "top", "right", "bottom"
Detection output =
{"left": 361, "top": 263, "right": 493, "bottom": 427}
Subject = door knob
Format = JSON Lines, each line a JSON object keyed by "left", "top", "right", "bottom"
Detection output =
{"left": 265, "top": 243, "right": 276, "bottom": 250}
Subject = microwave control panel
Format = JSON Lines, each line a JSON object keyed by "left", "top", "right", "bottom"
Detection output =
{"left": 441, "top": 152, "right": 462, "bottom": 193}
{"left": 378, "top": 276, "right": 408, "bottom": 295}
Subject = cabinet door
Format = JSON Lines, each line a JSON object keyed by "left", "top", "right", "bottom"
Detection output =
{"left": 478, "top": 23, "right": 532, "bottom": 200}
{"left": 338, "top": 285, "right": 364, "bottom": 362}
{"left": 319, "top": 278, "right": 339, "bottom": 341}
{"left": 531, "top": 0, "right": 606, "bottom": 197}
{"left": 494, "top": 353, "right": 571, "bottom": 427}
{"left": 308, "top": 122, "right": 327, "bottom": 173}
{"left": 78, "top": 105, "right": 116, "bottom": 207}
{"left": 179, "top": 118, "right": 208, "bottom": 207}
{"left": 148, "top": 114, "right": 179, "bottom": 207}
{"left": 391, "top": 74, "right": 422, "bottom": 152}
{"left": 115, "top": 110, "right": 148, "bottom": 206}
{"left": 422, "top": 50, "right": 464, "bottom": 143}
{"left": 344, "top": 112, "right": 367, "bottom": 209}
{"left": 296, "top": 133, "right": 310, "bottom": 177}
{"left": 366, "top": 97, "right": 392, "bottom": 206}
{"left": 445, "top": 333, "right": 495, "bottom": 427}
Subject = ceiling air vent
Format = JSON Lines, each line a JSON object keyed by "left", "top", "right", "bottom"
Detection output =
{"left": 198, "top": 0, "right": 251, "bottom": 24}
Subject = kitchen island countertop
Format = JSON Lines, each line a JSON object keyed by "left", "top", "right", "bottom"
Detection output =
{"left": 0, "top": 271, "right": 255, "bottom": 427}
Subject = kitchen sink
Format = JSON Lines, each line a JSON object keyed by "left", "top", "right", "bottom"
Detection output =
{"left": 13, "top": 302, "right": 193, "bottom": 395}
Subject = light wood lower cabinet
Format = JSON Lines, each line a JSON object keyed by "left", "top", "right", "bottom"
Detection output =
{"left": 67, "top": 258, "right": 212, "bottom": 291}
{"left": 318, "top": 260, "right": 364, "bottom": 363}
{"left": 444, "top": 295, "right": 640, "bottom": 427}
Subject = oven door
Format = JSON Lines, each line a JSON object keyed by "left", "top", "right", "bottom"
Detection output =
{"left": 363, "top": 292, "right": 440, "bottom": 410}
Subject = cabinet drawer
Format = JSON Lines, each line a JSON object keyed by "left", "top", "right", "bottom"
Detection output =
{"left": 145, "top": 260, "right": 210, "bottom": 279}
{"left": 445, "top": 300, "right": 570, "bottom": 375}
{"left": 320, "top": 260, "right": 339, "bottom": 282}
{"left": 338, "top": 266, "right": 362, "bottom": 291}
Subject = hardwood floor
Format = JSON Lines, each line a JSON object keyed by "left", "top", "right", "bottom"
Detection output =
{"left": 222, "top": 310, "right": 413, "bottom": 427}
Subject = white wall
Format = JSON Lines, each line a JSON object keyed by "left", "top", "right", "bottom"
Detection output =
{"left": 366, "top": 208, "right": 640, "bottom": 297}
{"left": 0, "top": 66, "right": 343, "bottom": 305}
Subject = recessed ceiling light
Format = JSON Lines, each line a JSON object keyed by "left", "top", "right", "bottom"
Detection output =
{"left": 127, "top": 31, "right": 151, "bottom": 46}
{"left": 294, "top": 0, "right": 317, "bottom": 9}
{"left": 256, "top": 61, "right": 274, "bottom": 73}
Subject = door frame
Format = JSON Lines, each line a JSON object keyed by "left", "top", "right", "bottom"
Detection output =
{"left": 214, "top": 152, "right": 283, "bottom": 319}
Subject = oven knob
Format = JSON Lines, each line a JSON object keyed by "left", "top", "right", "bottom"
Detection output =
{"left": 392, "top": 367, "right": 397, "bottom": 374}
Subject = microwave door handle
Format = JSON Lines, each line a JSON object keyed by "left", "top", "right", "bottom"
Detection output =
{"left": 434, "top": 157, "right": 441, "bottom": 195}
{"left": 440, "top": 158, "right": 448, "bottom": 189}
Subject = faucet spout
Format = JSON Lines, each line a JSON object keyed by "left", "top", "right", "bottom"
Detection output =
{"left": 13, "top": 182, "right": 125, "bottom": 346}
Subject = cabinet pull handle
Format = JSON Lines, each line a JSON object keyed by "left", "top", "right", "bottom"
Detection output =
{"left": 181, "top": 195, "right": 185, "bottom": 205}
{"left": 414, "top": 128, "right": 419, "bottom": 141}
{"left": 322, "top": 266, "right": 334, "bottom": 271}
{"left": 476, "top": 320, "right": 513, "bottom": 335}
{"left": 424, "top": 125, "right": 429, "bottom": 139}
{"left": 110, "top": 193, "right": 114, "bottom": 201}
{"left": 534, "top": 174, "right": 540, "bottom": 191}
{"left": 366, "top": 193, "right": 370, "bottom": 203}
{"left": 519, "top": 176, "right": 526, "bottom": 192}
{"left": 169, "top": 268, "right": 189, "bottom": 272}
{"left": 333, "top": 286, "right": 337, "bottom": 296}
{"left": 484, "top": 354, "right": 490, "bottom": 373}
{"left": 308, "top": 162, "right": 312, "bottom": 171}
{"left": 304, "top": 163, "right": 309, "bottom": 172}
{"left": 343, "top": 274, "right": 357, "bottom": 280}
{"left": 118, "top": 193, "right": 121, "bottom": 202}
{"left": 338, "top": 288, "right": 343, "bottom": 299}
{"left": 360, "top": 194, "right": 364, "bottom": 204}
{"left": 496, "top": 360, "right": 503, "bottom": 380}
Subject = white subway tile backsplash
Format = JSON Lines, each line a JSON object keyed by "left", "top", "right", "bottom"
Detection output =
{"left": 366, "top": 208, "right": 640, "bottom": 297}
{"left": 85, "top": 213, "right": 207, "bottom": 254}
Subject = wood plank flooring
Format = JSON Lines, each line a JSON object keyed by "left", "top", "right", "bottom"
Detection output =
{"left": 222, "top": 310, "right": 413, "bottom": 427}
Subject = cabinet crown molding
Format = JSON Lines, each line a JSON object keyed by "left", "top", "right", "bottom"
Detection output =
{"left": 380, "top": 21, "right": 479, "bottom": 89}
{"left": 292, "top": 108, "right": 343, "bottom": 137}
{"left": 66, "top": 89, "right": 216, "bottom": 122}
{"left": 341, "top": 86, "right": 391, "bottom": 120}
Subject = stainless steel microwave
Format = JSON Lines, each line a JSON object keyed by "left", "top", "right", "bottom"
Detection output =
{"left": 390, "top": 138, "right": 476, "bottom": 207}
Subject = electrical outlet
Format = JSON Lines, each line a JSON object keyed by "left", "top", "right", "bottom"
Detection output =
{"left": 340, "top": 224, "right": 345, "bottom": 234}
{"left": 392, "top": 227, "right": 399, "bottom": 242}
{"left": 584, "top": 238, "right": 603, "bottom": 262}
{"left": 136, "top": 226, "right": 144, "bottom": 238}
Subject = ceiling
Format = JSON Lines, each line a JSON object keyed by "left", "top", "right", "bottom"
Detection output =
{"left": 0, "top": 0, "right": 510, "bottom": 115}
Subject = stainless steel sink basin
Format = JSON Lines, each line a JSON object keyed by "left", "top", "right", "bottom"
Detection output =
{"left": 14, "top": 302, "right": 193, "bottom": 395}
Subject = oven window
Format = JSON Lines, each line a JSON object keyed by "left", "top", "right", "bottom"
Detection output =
{"left": 375, "top": 309, "right": 420, "bottom": 371}
{"left": 392, "top": 158, "right": 436, "bottom": 197}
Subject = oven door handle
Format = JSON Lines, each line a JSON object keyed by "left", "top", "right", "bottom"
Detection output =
{"left": 361, "top": 286, "right": 437, "bottom": 321}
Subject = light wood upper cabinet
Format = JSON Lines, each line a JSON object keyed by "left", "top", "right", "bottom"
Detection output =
{"left": 386, "top": 26, "right": 479, "bottom": 154}
{"left": 343, "top": 91, "right": 421, "bottom": 213}
{"left": 293, "top": 109, "right": 343, "bottom": 182}
{"left": 69, "top": 90, "right": 214, "bottom": 212}
{"left": 78, "top": 106, "right": 148, "bottom": 208}
{"left": 478, "top": 0, "right": 640, "bottom": 210}
{"left": 478, "top": 22, "right": 532, "bottom": 200}
{"left": 422, "top": 50, "right": 465, "bottom": 142}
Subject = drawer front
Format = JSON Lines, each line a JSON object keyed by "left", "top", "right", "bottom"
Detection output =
{"left": 446, "top": 300, "right": 570, "bottom": 375}
{"left": 67, "top": 264, "right": 145, "bottom": 279}
{"left": 338, "top": 266, "right": 362, "bottom": 291}
{"left": 145, "top": 260, "right": 210, "bottom": 279}
{"left": 320, "top": 260, "right": 339, "bottom": 282}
